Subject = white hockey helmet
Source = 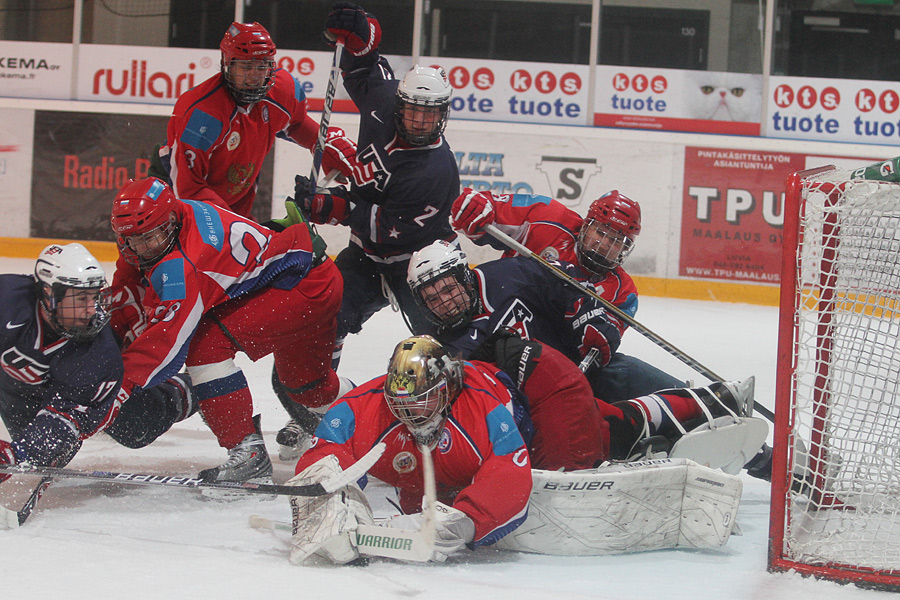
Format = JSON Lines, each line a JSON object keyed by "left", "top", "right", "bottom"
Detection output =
{"left": 34, "top": 243, "right": 111, "bottom": 340}
{"left": 384, "top": 335, "right": 464, "bottom": 448}
{"left": 407, "top": 240, "right": 479, "bottom": 329}
{"left": 394, "top": 64, "right": 452, "bottom": 146}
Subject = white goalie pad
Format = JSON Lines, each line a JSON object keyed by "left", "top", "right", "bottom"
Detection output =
{"left": 668, "top": 416, "right": 769, "bottom": 474}
{"left": 494, "top": 458, "right": 742, "bottom": 556}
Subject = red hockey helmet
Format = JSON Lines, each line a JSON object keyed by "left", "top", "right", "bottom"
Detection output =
{"left": 577, "top": 190, "right": 641, "bottom": 276}
{"left": 111, "top": 177, "right": 181, "bottom": 270}
{"left": 220, "top": 22, "right": 277, "bottom": 104}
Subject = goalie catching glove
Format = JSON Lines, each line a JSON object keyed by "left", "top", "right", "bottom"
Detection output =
{"left": 385, "top": 502, "right": 475, "bottom": 562}
{"left": 324, "top": 2, "right": 381, "bottom": 57}
{"left": 287, "top": 454, "right": 375, "bottom": 565}
{"left": 450, "top": 189, "right": 495, "bottom": 240}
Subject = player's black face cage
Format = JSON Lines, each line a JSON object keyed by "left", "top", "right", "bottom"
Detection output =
{"left": 413, "top": 265, "right": 479, "bottom": 330}
{"left": 393, "top": 99, "right": 450, "bottom": 146}
{"left": 42, "top": 284, "right": 112, "bottom": 341}
{"left": 222, "top": 59, "right": 276, "bottom": 104}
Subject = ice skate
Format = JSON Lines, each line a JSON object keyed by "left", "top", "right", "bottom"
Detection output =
{"left": 276, "top": 419, "right": 312, "bottom": 462}
{"left": 198, "top": 415, "right": 272, "bottom": 485}
{"left": 702, "top": 376, "right": 755, "bottom": 418}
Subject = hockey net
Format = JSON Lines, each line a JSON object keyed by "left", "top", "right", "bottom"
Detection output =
{"left": 769, "top": 165, "right": 900, "bottom": 589}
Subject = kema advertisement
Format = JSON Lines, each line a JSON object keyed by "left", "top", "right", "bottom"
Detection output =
{"left": 0, "top": 41, "right": 71, "bottom": 100}
{"left": 593, "top": 66, "right": 762, "bottom": 136}
{"left": 765, "top": 75, "right": 900, "bottom": 144}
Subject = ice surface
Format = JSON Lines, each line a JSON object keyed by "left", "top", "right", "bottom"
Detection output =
{"left": 0, "top": 256, "right": 884, "bottom": 599}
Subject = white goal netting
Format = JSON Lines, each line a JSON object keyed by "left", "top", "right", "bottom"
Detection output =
{"left": 779, "top": 170, "right": 900, "bottom": 576}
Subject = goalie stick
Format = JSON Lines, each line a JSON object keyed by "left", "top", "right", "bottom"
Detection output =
{"left": 0, "top": 442, "right": 385, "bottom": 500}
{"left": 251, "top": 443, "right": 438, "bottom": 562}
{"left": 483, "top": 223, "right": 775, "bottom": 422}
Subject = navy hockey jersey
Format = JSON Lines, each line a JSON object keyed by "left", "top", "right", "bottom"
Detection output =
{"left": 430, "top": 256, "right": 637, "bottom": 365}
{"left": 340, "top": 52, "right": 459, "bottom": 273}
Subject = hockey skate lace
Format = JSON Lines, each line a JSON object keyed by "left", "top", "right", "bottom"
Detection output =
{"left": 220, "top": 438, "right": 264, "bottom": 469}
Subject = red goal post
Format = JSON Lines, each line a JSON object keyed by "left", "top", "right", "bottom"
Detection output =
{"left": 769, "top": 165, "right": 900, "bottom": 590}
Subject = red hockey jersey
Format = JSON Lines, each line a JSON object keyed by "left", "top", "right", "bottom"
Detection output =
{"left": 110, "top": 199, "right": 321, "bottom": 393}
{"left": 167, "top": 69, "right": 318, "bottom": 218}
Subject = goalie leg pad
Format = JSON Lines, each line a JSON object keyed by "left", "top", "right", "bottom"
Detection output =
{"left": 288, "top": 455, "right": 375, "bottom": 565}
{"left": 493, "top": 458, "right": 742, "bottom": 555}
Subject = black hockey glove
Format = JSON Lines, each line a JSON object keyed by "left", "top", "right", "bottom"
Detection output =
{"left": 470, "top": 327, "right": 542, "bottom": 390}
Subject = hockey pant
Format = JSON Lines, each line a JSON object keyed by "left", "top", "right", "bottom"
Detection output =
{"left": 186, "top": 258, "right": 342, "bottom": 449}
{"left": 331, "top": 244, "right": 434, "bottom": 368}
{"left": 517, "top": 344, "right": 609, "bottom": 470}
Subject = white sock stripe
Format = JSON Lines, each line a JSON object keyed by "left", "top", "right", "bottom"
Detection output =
{"left": 650, "top": 394, "right": 687, "bottom": 436}
{"left": 686, "top": 388, "right": 717, "bottom": 425}
{"left": 187, "top": 359, "right": 242, "bottom": 386}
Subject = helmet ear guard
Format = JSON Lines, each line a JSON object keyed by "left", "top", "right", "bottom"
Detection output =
{"left": 34, "top": 243, "right": 111, "bottom": 341}
{"left": 394, "top": 65, "right": 452, "bottom": 146}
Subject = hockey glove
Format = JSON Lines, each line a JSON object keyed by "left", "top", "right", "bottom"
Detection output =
{"left": 450, "top": 189, "right": 495, "bottom": 239}
{"left": 385, "top": 502, "right": 475, "bottom": 562}
{"left": 0, "top": 439, "right": 16, "bottom": 484}
{"left": 108, "top": 282, "right": 148, "bottom": 348}
{"left": 320, "top": 127, "right": 358, "bottom": 182}
{"left": 288, "top": 454, "right": 375, "bottom": 565}
{"left": 292, "top": 174, "right": 354, "bottom": 226}
{"left": 324, "top": 2, "right": 381, "bottom": 57}
{"left": 578, "top": 324, "right": 612, "bottom": 367}
{"left": 266, "top": 198, "right": 329, "bottom": 262}
{"left": 470, "top": 327, "right": 542, "bottom": 390}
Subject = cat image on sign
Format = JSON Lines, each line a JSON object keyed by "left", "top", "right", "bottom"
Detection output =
{"left": 683, "top": 72, "right": 762, "bottom": 122}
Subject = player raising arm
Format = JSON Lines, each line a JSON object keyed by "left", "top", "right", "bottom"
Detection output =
{"left": 271, "top": 1, "right": 462, "bottom": 459}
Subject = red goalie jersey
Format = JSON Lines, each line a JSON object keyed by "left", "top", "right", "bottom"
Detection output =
{"left": 295, "top": 361, "right": 533, "bottom": 547}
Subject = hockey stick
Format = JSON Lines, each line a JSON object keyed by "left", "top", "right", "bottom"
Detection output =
{"left": 483, "top": 224, "right": 775, "bottom": 422}
{"left": 308, "top": 41, "right": 344, "bottom": 191}
{"left": 249, "top": 444, "right": 438, "bottom": 562}
{"left": 0, "top": 476, "right": 52, "bottom": 529}
{"left": 0, "top": 442, "right": 385, "bottom": 499}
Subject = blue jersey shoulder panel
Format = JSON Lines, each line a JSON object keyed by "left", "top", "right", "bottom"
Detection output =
{"left": 150, "top": 258, "right": 187, "bottom": 302}
{"left": 315, "top": 401, "right": 356, "bottom": 444}
{"left": 180, "top": 108, "right": 222, "bottom": 151}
